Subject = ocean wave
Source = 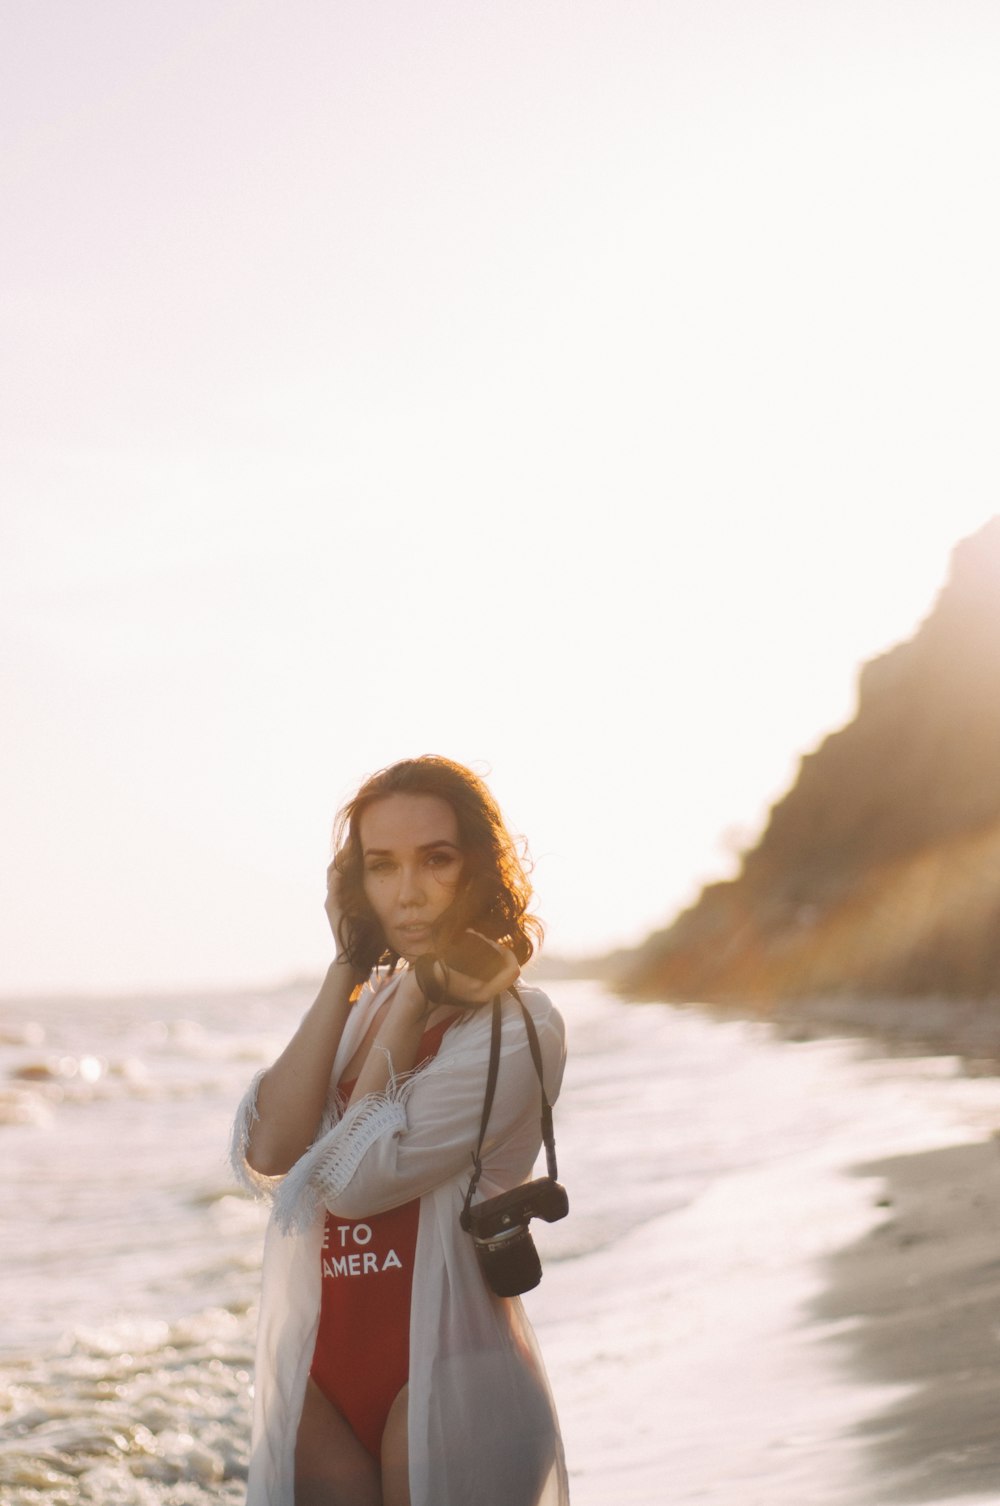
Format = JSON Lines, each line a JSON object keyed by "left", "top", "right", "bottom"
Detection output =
{"left": 0, "top": 1055, "right": 157, "bottom": 1127}
{"left": 0, "top": 1089, "right": 54, "bottom": 1129}
{"left": 0, "top": 1023, "right": 45, "bottom": 1048}
{"left": 0, "top": 1309, "right": 253, "bottom": 1505}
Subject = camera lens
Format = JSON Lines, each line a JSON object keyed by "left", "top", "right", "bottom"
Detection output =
{"left": 473, "top": 1225, "right": 542, "bottom": 1296}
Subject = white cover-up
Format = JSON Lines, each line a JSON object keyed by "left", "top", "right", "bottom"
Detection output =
{"left": 230, "top": 970, "right": 570, "bottom": 1506}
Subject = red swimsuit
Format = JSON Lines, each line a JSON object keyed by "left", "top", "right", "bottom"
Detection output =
{"left": 309, "top": 1017, "right": 452, "bottom": 1458}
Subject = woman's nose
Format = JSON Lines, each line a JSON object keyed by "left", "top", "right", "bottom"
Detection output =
{"left": 398, "top": 864, "right": 426, "bottom": 906}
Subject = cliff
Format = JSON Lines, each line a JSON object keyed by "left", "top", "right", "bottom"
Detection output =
{"left": 620, "top": 517, "right": 1000, "bottom": 1007}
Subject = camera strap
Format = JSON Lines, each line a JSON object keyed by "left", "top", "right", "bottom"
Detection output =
{"left": 461, "top": 987, "right": 559, "bottom": 1225}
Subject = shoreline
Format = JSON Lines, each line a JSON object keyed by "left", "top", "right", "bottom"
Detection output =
{"left": 620, "top": 985, "right": 1000, "bottom": 1503}
{"left": 769, "top": 993, "right": 1000, "bottom": 1067}
{"left": 763, "top": 992, "right": 1000, "bottom": 1503}
{"left": 616, "top": 986, "right": 1000, "bottom": 1073}
{"left": 808, "top": 1137, "right": 1000, "bottom": 1504}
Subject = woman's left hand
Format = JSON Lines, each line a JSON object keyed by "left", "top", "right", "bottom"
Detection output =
{"left": 347, "top": 938, "right": 520, "bottom": 1107}
{"left": 414, "top": 934, "right": 520, "bottom": 1011}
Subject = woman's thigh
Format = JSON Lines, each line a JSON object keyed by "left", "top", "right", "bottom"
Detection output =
{"left": 379, "top": 1384, "right": 410, "bottom": 1506}
{"left": 295, "top": 1376, "right": 382, "bottom": 1506}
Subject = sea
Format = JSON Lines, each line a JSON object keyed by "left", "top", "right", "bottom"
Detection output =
{"left": 2, "top": 977, "right": 1000, "bottom": 1506}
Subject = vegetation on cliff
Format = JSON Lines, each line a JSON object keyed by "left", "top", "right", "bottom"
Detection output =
{"left": 619, "top": 517, "right": 1000, "bottom": 1005}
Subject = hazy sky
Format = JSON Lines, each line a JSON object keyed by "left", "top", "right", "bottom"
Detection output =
{"left": 4, "top": 1, "right": 999, "bottom": 993}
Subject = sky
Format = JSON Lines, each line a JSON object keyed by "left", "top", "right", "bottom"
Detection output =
{"left": 3, "top": 0, "right": 1000, "bottom": 995}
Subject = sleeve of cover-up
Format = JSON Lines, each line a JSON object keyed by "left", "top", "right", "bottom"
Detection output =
{"left": 229, "top": 1065, "right": 341, "bottom": 1201}
{"left": 272, "top": 999, "right": 565, "bottom": 1233}
{"left": 230, "top": 1068, "right": 280, "bottom": 1198}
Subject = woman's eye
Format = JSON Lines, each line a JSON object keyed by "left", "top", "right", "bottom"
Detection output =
{"left": 366, "top": 860, "right": 394, "bottom": 875}
{"left": 427, "top": 851, "right": 457, "bottom": 868}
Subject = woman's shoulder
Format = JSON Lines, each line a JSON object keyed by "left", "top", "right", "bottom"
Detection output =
{"left": 429, "top": 981, "right": 566, "bottom": 1103}
{"left": 507, "top": 981, "right": 567, "bottom": 1098}
{"left": 510, "top": 980, "right": 564, "bottom": 1038}
{"left": 436, "top": 980, "right": 564, "bottom": 1055}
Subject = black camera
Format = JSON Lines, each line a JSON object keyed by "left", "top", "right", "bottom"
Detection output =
{"left": 415, "top": 931, "right": 502, "bottom": 1007}
{"left": 461, "top": 1176, "right": 569, "bottom": 1296}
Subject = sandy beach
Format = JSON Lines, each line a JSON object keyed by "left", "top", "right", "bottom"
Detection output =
{"left": 4, "top": 982, "right": 1000, "bottom": 1504}
{"left": 809, "top": 1135, "right": 1000, "bottom": 1504}
{"left": 701, "top": 986, "right": 1000, "bottom": 1506}
{"left": 774, "top": 991, "right": 1000, "bottom": 1064}
{"left": 681, "top": 988, "right": 1000, "bottom": 1505}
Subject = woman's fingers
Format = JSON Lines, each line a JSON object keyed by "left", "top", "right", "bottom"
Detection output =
{"left": 440, "top": 938, "right": 520, "bottom": 1005}
{"left": 412, "top": 935, "right": 521, "bottom": 1009}
{"left": 324, "top": 855, "right": 348, "bottom": 936}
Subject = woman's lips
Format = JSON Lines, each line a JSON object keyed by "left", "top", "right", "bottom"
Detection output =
{"left": 397, "top": 923, "right": 432, "bottom": 944}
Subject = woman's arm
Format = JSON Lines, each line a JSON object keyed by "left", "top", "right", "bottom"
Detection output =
{"left": 271, "top": 988, "right": 566, "bottom": 1229}
{"left": 244, "top": 957, "right": 358, "bottom": 1177}
{"left": 342, "top": 969, "right": 435, "bottom": 1108}
{"left": 344, "top": 942, "right": 520, "bottom": 1109}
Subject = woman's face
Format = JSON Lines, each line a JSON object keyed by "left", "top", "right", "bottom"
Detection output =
{"left": 358, "top": 792, "right": 464, "bottom": 960}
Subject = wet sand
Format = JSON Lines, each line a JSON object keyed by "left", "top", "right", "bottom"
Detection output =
{"left": 773, "top": 993, "right": 1000, "bottom": 1065}
{"left": 810, "top": 1134, "right": 1000, "bottom": 1504}
{"left": 682, "top": 991, "right": 1000, "bottom": 1503}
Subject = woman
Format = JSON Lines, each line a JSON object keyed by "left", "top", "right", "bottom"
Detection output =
{"left": 231, "top": 756, "right": 569, "bottom": 1506}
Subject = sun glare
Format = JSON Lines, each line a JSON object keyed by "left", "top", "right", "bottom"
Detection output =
{"left": 5, "top": 3, "right": 1000, "bottom": 989}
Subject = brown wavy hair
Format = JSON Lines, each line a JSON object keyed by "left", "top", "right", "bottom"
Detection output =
{"left": 329, "top": 756, "right": 542, "bottom": 977}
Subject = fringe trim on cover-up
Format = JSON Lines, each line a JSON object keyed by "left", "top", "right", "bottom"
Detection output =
{"left": 229, "top": 1068, "right": 278, "bottom": 1198}
{"left": 228, "top": 1068, "right": 344, "bottom": 1201}
{"left": 272, "top": 1051, "right": 419, "bottom": 1236}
